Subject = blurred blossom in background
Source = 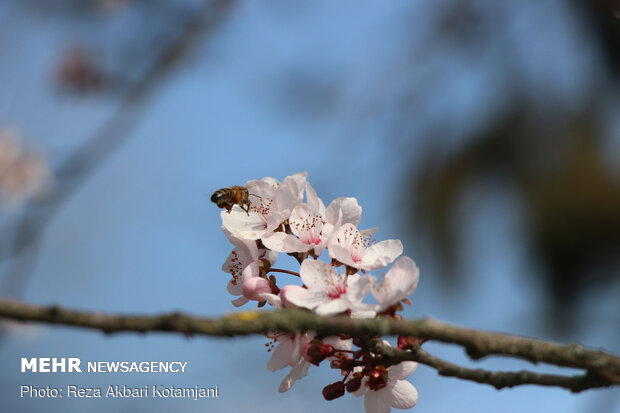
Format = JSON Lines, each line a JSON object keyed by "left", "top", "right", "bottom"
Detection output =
{"left": 0, "top": 128, "right": 50, "bottom": 208}
{"left": 0, "top": 0, "right": 619, "bottom": 412}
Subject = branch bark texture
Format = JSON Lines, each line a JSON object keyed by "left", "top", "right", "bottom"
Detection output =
{"left": 0, "top": 298, "right": 617, "bottom": 392}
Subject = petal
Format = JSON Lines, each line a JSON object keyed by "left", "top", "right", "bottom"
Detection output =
{"left": 315, "top": 298, "right": 349, "bottom": 315}
{"left": 361, "top": 239, "right": 403, "bottom": 270}
{"left": 278, "top": 360, "right": 310, "bottom": 393}
{"left": 231, "top": 296, "right": 248, "bottom": 307}
{"left": 364, "top": 391, "right": 390, "bottom": 413}
{"left": 268, "top": 337, "right": 295, "bottom": 371}
{"left": 328, "top": 243, "right": 357, "bottom": 267}
{"left": 372, "top": 256, "right": 419, "bottom": 311}
{"left": 259, "top": 292, "right": 282, "bottom": 308}
{"left": 227, "top": 278, "right": 243, "bottom": 295}
{"left": 283, "top": 287, "right": 327, "bottom": 310}
{"left": 221, "top": 210, "right": 269, "bottom": 240}
{"left": 325, "top": 197, "right": 362, "bottom": 227}
{"left": 223, "top": 229, "right": 259, "bottom": 259}
{"left": 305, "top": 182, "right": 326, "bottom": 214}
{"left": 323, "top": 335, "right": 352, "bottom": 352}
{"left": 245, "top": 179, "right": 278, "bottom": 201}
{"left": 241, "top": 261, "right": 260, "bottom": 280}
{"left": 359, "top": 227, "right": 379, "bottom": 240}
{"left": 381, "top": 380, "right": 418, "bottom": 409}
{"left": 351, "top": 309, "right": 378, "bottom": 319}
{"left": 346, "top": 273, "right": 372, "bottom": 304}
{"left": 299, "top": 259, "right": 339, "bottom": 290}
{"left": 388, "top": 361, "right": 418, "bottom": 380}
{"left": 390, "top": 256, "right": 420, "bottom": 295}
{"left": 262, "top": 232, "right": 314, "bottom": 253}
{"left": 275, "top": 172, "right": 307, "bottom": 211}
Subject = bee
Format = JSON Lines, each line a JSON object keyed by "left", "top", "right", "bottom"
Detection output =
{"left": 210, "top": 186, "right": 259, "bottom": 216}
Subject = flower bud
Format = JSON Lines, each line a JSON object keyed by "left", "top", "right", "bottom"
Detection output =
{"left": 242, "top": 277, "right": 271, "bottom": 301}
{"left": 322, "top": 381, "right": 345, "bottom": 401}
{"left": 345, "top": 376, "right": 362, "bottom": 393}
{"left": 303, "top": 339, "right": 335, "bottom": 365}
{"left": 337, "top": 358, "right": 355, "bottom": 371}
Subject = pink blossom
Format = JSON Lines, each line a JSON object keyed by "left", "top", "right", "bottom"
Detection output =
{"left": 221, "top": 230, "right": 277, "bottom": 307}
{"left": 221, "top": 172, "right": 307, "bottom": 240}
{"left": 266, "top": 332, "right": 312, "bottom": 393}
{"left": 282, "top": 259, "right": 371, "bottom": 315}
{"left": 370, "top": 256, "right": 420, "bottom": 312}
{"left": 328, "top": 223, "right": 403, "bottom": 271}
{"left": 350, "top": 342, "right": 419, "bottom": 413}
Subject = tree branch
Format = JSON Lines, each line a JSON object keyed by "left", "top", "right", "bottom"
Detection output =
{"left": 0, "top": 298, "right": 618, "bottom": 392}
{"left": 368, "top": 339, "right": 614, "bottom": 392}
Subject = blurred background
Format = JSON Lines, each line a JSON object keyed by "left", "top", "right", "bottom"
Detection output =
{"left": 0, "top": 0, "right": 619, "bottom": 412}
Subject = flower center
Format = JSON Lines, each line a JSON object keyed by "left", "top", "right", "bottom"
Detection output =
{"left": 327, "top": 284, "right": 347, "bottom": 299}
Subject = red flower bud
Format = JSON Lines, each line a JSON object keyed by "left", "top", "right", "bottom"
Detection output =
{"left": 345, "top": 376, "right": 362, "bottom": 393}
{"left": 322, "top": 382, "right": 345, "bottom": 401}
{"left": 303, "top": 340, "right": 335, "bottom": 365}
{"left": 338, "top": 358, "right": 355, "bottom": 371}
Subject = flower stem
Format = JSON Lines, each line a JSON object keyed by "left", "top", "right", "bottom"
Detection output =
{"left": 269, "top": 268, "right": 300, "bottom": 277}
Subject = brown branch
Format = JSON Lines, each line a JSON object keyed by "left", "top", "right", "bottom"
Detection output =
{"left": 0, "top": 298, "right": 618, "bottom": 393}
{"left": 368, "top": 339, "right": 614, "bottom": 393}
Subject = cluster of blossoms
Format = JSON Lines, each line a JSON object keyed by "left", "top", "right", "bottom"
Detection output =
{"left": 216, "top": 172, "right": 421, "bottom": 413}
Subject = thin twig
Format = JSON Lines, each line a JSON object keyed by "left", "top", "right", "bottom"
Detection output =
{"left": 368, "top": 339, "right": 615, "bottom": 393}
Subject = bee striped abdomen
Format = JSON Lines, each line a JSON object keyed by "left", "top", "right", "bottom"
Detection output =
{"left": 210, "top": 186, "right": 251, "bottom": 215}
{"left": 211, "top": 188, "right": 231, "bottom": 205}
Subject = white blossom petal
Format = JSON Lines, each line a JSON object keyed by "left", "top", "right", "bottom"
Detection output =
{"left": 325, "top": 197, "right": 362, "bottom": 227}
{"left": 387, "top": 361, "right": 418, "bottom": 381}
{"left": 262, "top": 232, "right": 314, "bottom": 253}
{"left": 278, "top": 360, "right": 310, "bottom": 393}
{"left": 314, "top": 298, "right": 350, "bottom": 315}
{"left": 283, "top": 287, "right": 327, "bottom": 310}
{"left": 361, "top": 239, "right": 404, "bottom": 270}
{"left": 381, "top": 380, "right": 418, "bottom": 409}
{"left": 364, "top": 390, "right": 390, "bottom": 413}
{"left": 305, "top": 182, "right": 325, "bottom": 214}
{"left": 299, "top": 259, "right": 336, "bottom": 290}
{"left": 268, "top": 337, "right": 295, "bottom": 371}
{"left": 259, "top": 292, "right": 282, "bottom": 308}
{"left": 372, "top": 256, "right": 419, "bottom": 311}
{"left": 231, "top": 296, "right": 248, "bottom": 307}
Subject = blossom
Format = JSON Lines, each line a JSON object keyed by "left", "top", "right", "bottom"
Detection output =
{"left": 328, "top": 223, "right": 403, "bottom": 271}
{"left": 266, "top": 332, "right": 312, "bottom": 393}
{"left": 369, "top": 256, "right": 420, "bottom": 312}
{"left": 282, "top": 259, "right": 370, "bottom": 315}
{"left": 221, "top": 230, "right": 277, "bottom": 307}
{"left": 221, "top": 172, "right": 307, "bottom": 240}
{"left": 350, "top": 342, "right": 419, "bottom": 413}
{"left": 263, "top": 187, "right": 365, "bottom": 256}
{"left": 262, "top": 182, "right": 326, "bottom": 253}
{"left": 0, "top": 128, "right": 50, "bottom": 208}
{"left": 322, "top": 196, "right": 362, "bottom": 243}
{"left": 279, "top": 359, "right": 310, "bottom": 393}
{"left": 241, "top": 277, "right": 272, "bottom": 301}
